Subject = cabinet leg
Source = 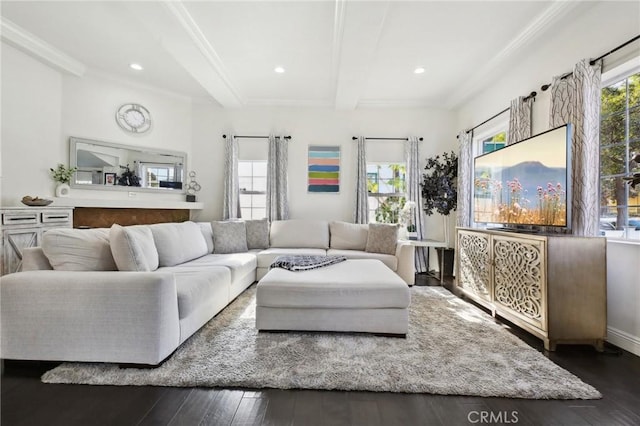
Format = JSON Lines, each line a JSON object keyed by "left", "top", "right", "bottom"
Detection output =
{"left": 544, "top": 339, "right": 556, "bottom": 351}
{"left": 594, "top": 339, "right": 605, "bottom": 352}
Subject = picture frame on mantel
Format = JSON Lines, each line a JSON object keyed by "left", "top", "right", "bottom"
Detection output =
{"left": 104, "top": 172, "right": 116, "bottom": 185}
{"left": 308, "top": 145, "right": 340, "bottom": 193}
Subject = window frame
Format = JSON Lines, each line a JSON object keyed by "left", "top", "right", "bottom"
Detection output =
{"left": 366, "top": 162, "right": 407, "bottom": 224}
{"left": 599, "top": 62, "right": 640, "bottom": 238}
{"left": 238, "top": 160, "right": 267, "bottom": 220}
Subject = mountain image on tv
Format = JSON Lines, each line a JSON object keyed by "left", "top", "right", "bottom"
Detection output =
{"left": 474, "top": 160, "right": 567, "bottom": 226}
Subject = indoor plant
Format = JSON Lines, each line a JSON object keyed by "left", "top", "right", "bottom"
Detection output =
{"left": 50, "top": 164, "right": 77, "bottom": 197}
{"left": 420, "top": 151, "right": 458, "bottom": 246}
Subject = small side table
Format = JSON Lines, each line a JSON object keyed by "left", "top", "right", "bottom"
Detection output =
{"left": 400, "top": 238, "right": 448, "bottom": 284}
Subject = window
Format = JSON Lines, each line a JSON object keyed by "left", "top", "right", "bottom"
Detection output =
{"left": 239, "top": 160, "right": 267, "bottom": 219}
{"left": 481, "top": 131, "right": 506, "bottom": 154}
{"left": 367, "top": 163, "right": 406, "bottom": 223}
{"left": 599, "top": 70, "right": 640, "bottom": 236}
{"left": 141, "top": 164, "right": 176, "bottom": 188}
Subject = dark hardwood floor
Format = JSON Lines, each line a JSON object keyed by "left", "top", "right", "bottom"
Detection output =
{"left": 2, "top": 274, "right": 639, "bottom": 426}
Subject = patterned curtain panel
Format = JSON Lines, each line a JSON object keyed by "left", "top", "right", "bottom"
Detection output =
{"left": 405, "top": 136, "right": 427, "bottom": 272}
{"left": 456, "top": 130, "right": 473, "bottom": 228}
{"left": 222, "top": 135, "right": 240, "bottom": 220}
{"left": 549, "top": 59, "right": 602, "bottom": 236}
{"left": 266, "top": 135, "right": 290, "bottom": 221}
{"left": 507, "top": 96, "right": 533, "bottom": 145}
{"left": 354, "top": 136, "right": 369, "bottom": 224}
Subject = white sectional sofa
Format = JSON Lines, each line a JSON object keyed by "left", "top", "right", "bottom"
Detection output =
{"left": 0, "top": 219, "right": 414, "bottom": 365}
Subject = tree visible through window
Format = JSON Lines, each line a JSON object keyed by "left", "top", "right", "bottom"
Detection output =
{"left": 600, "top": 71, "right": 640, "bottom": 234}
{"left": 367, "top": 163, "right": 406, "bottom": 223}
{"left": 482, "top": 131, "right": 506, "bottom": 153}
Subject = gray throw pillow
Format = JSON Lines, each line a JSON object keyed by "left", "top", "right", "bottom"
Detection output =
{"left": 245, "top": 219, "right": 269, "bottom": 249}
{"left": 365, "top": 223, "right": 399, "bottom": 255}
{"left": 212, "top": 221, "right": 249, "bottom": 254}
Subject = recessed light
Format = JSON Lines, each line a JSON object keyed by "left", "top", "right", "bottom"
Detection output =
{"left": 414, "top": 67, "right": 425, "bottom": 74}
{"left": 274, "top": 66, "right": 285, "bottom": 73}
{"left": 129, "top": 63, "right": 144, "bottom": 71}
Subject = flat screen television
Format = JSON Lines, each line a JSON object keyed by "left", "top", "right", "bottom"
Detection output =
{"left": 473, "top": 124, "right": 572, "bottom": 231}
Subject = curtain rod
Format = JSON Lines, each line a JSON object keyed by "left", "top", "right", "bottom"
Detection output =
{"left": 456, "top": 91, "right": 536, "bottom": 138}
{"left": 351, "top": 137, "right": 423, "bottom": 141}
{"left": 540, "top": 34, "right": 640, "bottom": 92}
{"left": 222, "top": 134, "right": 291, "bottom": 140}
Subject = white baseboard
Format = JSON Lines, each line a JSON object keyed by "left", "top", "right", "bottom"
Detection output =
{"left": 607, "top": 326, "right": 640, "bottom": 356}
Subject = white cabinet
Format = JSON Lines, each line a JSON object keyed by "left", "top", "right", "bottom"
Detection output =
{"left": 456, "top": 228, "right": 606, "bottom": 351}
{"left": 1, "top": 207, "right": 73, "bottom": 275}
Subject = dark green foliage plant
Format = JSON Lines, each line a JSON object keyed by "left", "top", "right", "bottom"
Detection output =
{"left": 421, "top": 151, "right": 458, "bottom": 216}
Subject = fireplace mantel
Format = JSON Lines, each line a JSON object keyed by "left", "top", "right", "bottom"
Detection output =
{"left": 50, "top": 197, "right": 203, "bottom": 210}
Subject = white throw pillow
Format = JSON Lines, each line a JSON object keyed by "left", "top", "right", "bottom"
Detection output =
{"left": 329, "top": 221, "right": 368, "bottom": 250}
{"left": 270, "top": 220, "right": 329, "bottom": 248}
{"left": 212, "top": 221, "right": 249, "bottom": 254}
{"left": 365, "top": 223, "right": 399, "bottom": 255}
{"left": 149, "top": 221, "right": 208, "bottom": 267}
{"left": 109, "top": 224, "right": 159, "bottom": 271}
{"left": 41, "top": 228, "right": 117, "bottom": 271}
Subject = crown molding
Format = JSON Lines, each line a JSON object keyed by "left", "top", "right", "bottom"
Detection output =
{"left": 163, "top": 0, "right": 244, "bottom": 107}
{"left": 445, "top": 1, "right": 589, "bottom": 109}
{"left": 0, "top": 17, "right": 86, "bottom": 77}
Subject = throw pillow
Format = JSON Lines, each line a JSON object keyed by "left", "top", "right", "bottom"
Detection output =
{"left": 329, "top": 221, "right": 368, "bottom": 250}
{"left": 245, "top": 219, "right": 269, "bottom": 249}
{"left": 365, "top": 223, "right": 399, "bottom": 255}
{"left": 41, "top": 228, "right": 117, "bottom": 271}
{"left": 149, "top": 221, "right": 209, "bottom": 267}
{"left": 212, "top": 221, "right": 249, "bottom": 254}
{"left": 109, "top": 224, "right": 159, "bottom": 271}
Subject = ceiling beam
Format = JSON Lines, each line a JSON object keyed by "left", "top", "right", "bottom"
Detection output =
{"left": 0, "top": 17, "right": 86, "bottom": 77}
{"left": 333, "top": 1, "right": 390, "bottom": 110}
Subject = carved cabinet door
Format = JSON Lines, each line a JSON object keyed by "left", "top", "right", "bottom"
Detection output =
{"left": 2, "top": 228, "right": 40, "bottom": 275}
{"left": 492, "top": 235, "right": 547, "bottom": 331}
{"left": 457, "top": 230, "right": 492, "bottom": 302}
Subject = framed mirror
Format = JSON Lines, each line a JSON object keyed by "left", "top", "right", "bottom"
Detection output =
{"left": 69, "top": 137, "right": 187, "bottom": 193}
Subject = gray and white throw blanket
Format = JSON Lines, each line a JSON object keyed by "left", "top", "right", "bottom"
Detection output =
{"left": 270, "top": 255, "right": 347, "bottom": 271}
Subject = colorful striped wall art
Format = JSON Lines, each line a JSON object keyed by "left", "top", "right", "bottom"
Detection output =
{"left": 308, "top": 145, "right": 340, "bottom": 193}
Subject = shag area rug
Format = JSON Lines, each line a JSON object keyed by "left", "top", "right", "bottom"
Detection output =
{"left": 42, "top": 285, "right": 601, "bottom": 399}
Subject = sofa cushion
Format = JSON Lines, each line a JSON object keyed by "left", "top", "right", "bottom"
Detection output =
{"left": 329, "top": 221, "right": 368, "bottom": 250}
{"left": 197, "top": 222, "right": 215, "bottom": 253}
{"left": 326, "top": 248, "right": 398, "bottom": 271}
{"left": 270, "top": 220, "right": 329, "bottom": 249}
{"left": 246, "top": 219, "right": 270, "bottom": 249}
{"left": 257, "top": 248, "right": 327, "bottom": 269}
{"left": 212, "top": 221, "right": 249, "bottom": 254}
{"left": 365, "top": 223, "right": 399, "bottom": 255}
{"left": 109, "top": 224, "right": 159, "bottom": 272}
{"left": 149, "top": 222, "right": 208, "bottom": 267}
{"left": 171, "top": 253, "right": 257, "bottom": 284}
{"left": 167, "top": 267, "right": 231, "bottom": 320}
{"left": 41, "top": 228, "right": 117, "bottom": 271}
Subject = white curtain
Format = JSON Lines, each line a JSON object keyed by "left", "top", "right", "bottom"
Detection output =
{"left": 456, "top": 130, "right": 473, "bottom": 228}
{"left": 405, "top": 136, "right": 427, "bottom": 272}
{"left": 354, "top": 136, "right": 369, "bottom": 224}
{"left": 549, "top": 59, "right": 602, "bottom": 236}
{"left": 266, "top": 134, "right": 289, "bottom": 221}
{"left": 222, "top": 134, "right": 240, "bottom": 220}
{"left": 507, "top": 96, "right": 534, "bottom": 145}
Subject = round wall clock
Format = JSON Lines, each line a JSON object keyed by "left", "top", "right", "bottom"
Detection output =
{"left": 116, "top": 103, "right": 152, "bottom": 133}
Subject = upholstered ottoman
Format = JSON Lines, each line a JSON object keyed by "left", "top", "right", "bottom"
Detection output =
{"left": 256, "top": 259, "right": 411, "bottom": 336}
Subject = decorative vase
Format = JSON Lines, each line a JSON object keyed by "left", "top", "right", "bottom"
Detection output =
{"left": 55, "top": 183, "right": 70, "bottom": 197}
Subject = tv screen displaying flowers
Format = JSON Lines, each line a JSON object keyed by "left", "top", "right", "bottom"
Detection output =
{"left": 473, "top": 124, "right": 572, "bottom": 229}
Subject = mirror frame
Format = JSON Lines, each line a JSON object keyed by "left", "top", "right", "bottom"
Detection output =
{"left": 69, "top": 136, "right": 188, "bottom": 194}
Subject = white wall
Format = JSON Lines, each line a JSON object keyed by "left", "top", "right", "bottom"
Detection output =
{"left": 1, "top": 42, "right": 194, "bottom": 205}
{"left": 1, "top": 43, "right": 63, "bottom": 205}
{"left": 455, "top": 1, "right": 640, "bottom": 355}
{"left": 190, "top": 104, "right": 457, "bottom": 241}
